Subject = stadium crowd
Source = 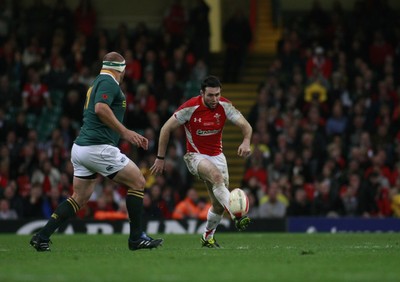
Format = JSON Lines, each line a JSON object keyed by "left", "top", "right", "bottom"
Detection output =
{"left": 1, "top": 0, "right": 400, "bottom": 221}
{"left": 243, "top": 0, "right": 400, "bottom": 219}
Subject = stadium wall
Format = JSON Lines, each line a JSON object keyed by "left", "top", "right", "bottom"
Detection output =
{"left": 2, "top": 218, "right": 400, "bottom": 234}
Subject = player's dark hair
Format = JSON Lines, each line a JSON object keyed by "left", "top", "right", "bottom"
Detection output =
{"left": 201, "top": 75, "right": 222, "bottom": 92}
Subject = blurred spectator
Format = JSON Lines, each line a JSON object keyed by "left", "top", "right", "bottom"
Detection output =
{"left": 135, "top": 83, "right": 157, "bottom": 114}
{"left": 248, "top": 87, "right": 270, "bottom": 128}
{"left": 57, "top": 116, "right": 75, "bottom": 151}
{"left": 58, "top": 171, "right": 73, "bottom": 197}
{"left": 222, "top": 7, "right": 252, "bottom": 83}
{"left": 0, "top": 198, "right": 18, "bottom": 219}
{"left": 277, "top": 30, "right": 302, "bottom": 77}
{"left": 365, "top": 170, "right": 392, "bottom": 217}
{"left": 166, "top": 143, "right": 188, "bottom": 185}
{"left": 188, "top": 0, "right": 210, "bottom": 62}
{"left": 112, "top": 23, "right": 130, "bottom": 54}
{"left": 249, "top": 132, "right": 271, "bottom": 163}
{"left": 190, "top": 58, "right": 208, "bottom": 83}
{"left": 0, "top": 38, "right": 16, "bottom": 79}
{"left": 22, "top": 182, "right": 45, "bottom": 218}
{"left": 50, "top": 0, "right": 74, "bottom": 44}
{"left": 41, "top": 186, "right": 65, "bottom": 219}
{"left": 74, "top": 0, "right": 96, "bottom": 37}
{"left": 158, "top": 70, "right": 184, "bottom": 109}
{"left": 25, "top": 0, "right": 51, "bottom": 45}
{"left": 0, "top": 75, "right": 18, "bottom": 108}
{"left": 1, "top": 182, "right": 24, "bottom": 217}
{"left": 0, "top": 149, "right": 10, "bottom": 188}
{"left": 22, "top": 36, "right": 44, "bottom": 68}
{"left": 13, "top": 111, "right": 29, "bottom": 141}
{"left": 163, "top": 0, "right": 188, "bottom": 49}
{"left": 66, "top": 71, "right": 87, "bottom": 97}
{"left": 125, "top": 99, "right": 150, "bottom": 132}
{"left": 163, "top": 159, "right": 186, "bottom": 198}
{"left": 245, "top": 189, "right": 260, "bottom": 219}
{"left": 123, "top": 49, "right": 142, "bottom": 87}
{"left": 306, "top": 46, "right": 332, "bottom": 80}
{"left": 287, "top": 188, "right": 312, "bottom": 216}
{"left": 312, "top": 179, "right": 343, "bottom": 217}
{"left": 339, "top": 173, "right": 371, "bottom": 217}
{"left": 94, "top": 199, "right": 128, "bottom": 220}
{"left": 243, "top": 150, "right": 268, "bottom": 186}
{"left": 306, "top": 0, "right": 329, "bottom": 28}
{"left": 390, "top": 177, "right": 400, "bottom": 217}
{"left": 172, "top": 188, "right": 205, "bottom": 220}
{"left": 258, "top": 181, "right": 287, "bottom": 218}
{"left": 267, "top": 152, "right": 289, "bottom": 185}
{"left": 16, "top": 139, "right": 38, "bottom": 180}
{"left": 45, "top": 55, "right": 71, "bottom": 91}
{"left": 143, "top": 191, "right": 162, "bottom": 219}
{"left": 0, "top": 0, "right": 12, "bottom": 43}
{"left": 160, "top": 185, "right": 179, "bottom": 219}
{"left": 22, "top": 68, "right": 52, "bottom": 115}
{"left": 31, "top": 159, "right": 61, "bottom": 195}
{"left": 157, "top": 99, "right": 174, "bottom": 126}
{"left": 62, "top": 90, "right": 84, "bottom": 126}
{"left": 142, "top": 49, "right": 164, "bottom": 84}
{"left": 67, "top": 33, "right": 91, "bottom": 73}
{"left": 5, "top": 130, "right": 23, "bottom": 179}
{"left": 368, "top": 30, "right": 394, "bottom": 70}
{"left": 169, "top": 46, "right": 191, "bottom": 83}
{"left": 326, "top": 100, "right": 348, "bottom": 137}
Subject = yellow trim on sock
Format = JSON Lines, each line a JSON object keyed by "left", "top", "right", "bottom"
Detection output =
{"left": 67, "top": 198, "right": 80, "bottom": 213}
{"left": 127, "top": 190, "right": 144, "bottom": 198}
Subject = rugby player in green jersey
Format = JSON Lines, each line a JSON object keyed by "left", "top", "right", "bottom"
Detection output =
{"left": 30, "top": 52, "right": 163, "bottom": 251}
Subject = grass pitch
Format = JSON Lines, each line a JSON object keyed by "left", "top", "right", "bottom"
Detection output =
{"left": 1, "top": 233, "right": 399, "bottom": 282}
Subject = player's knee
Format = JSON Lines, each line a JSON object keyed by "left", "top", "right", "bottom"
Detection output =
{"left": 210, "top": 171, "right": 224, "bottom": 184}
{"left": 135, "top": 175, "right": 146, "bottom": 190}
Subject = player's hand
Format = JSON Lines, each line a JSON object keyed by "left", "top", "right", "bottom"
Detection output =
{"left": 150, "top": 159, "right": 164, "bottom": 175}
{"left": 122, "top": 130, "right": 148, "bottom": 150}
{"left": 237, "top": 142, "right": 251, "bottom": 158}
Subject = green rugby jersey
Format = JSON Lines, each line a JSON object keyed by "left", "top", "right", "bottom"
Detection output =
{"left": 75, "top": 71, "right": 126, "bottom": 146}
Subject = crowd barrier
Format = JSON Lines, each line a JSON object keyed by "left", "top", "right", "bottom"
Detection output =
{"left": 1, "top": 217, "right": 400, "bottom": 234}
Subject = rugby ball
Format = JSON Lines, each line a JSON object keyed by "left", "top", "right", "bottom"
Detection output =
{"left": 229, "top": 188, "right": 249, "bottom": 218}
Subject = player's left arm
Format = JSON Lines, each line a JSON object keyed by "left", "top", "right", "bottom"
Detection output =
{"left": 234, "top": 114, "right": 252, "bottom": 158}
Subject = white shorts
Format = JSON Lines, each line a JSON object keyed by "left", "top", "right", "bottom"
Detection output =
{"left": 71, "top": 143, "right": 130, "bottom": 177}
{"left": 183, "top": 152, "right": 229, "bottom": 186}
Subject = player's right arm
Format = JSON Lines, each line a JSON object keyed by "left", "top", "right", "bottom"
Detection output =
{"left": 150, "top": 115, "right": 181, "bottom": 174}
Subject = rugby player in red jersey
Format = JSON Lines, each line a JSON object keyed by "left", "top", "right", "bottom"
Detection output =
{"left": 150, "top": 75, "right": 252, "bottom": 248}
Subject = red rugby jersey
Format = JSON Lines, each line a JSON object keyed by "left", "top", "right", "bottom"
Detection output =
{"left": 174, "top": 95, "right": 242, "bottom": 156}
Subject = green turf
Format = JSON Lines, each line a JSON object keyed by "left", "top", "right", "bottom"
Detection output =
{"left": 1, "top": 233, "right": 399, "bottom": 282}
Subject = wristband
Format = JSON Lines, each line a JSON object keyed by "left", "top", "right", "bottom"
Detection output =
{"left": 156, "top": 156, "right": 165, "bottom": 160}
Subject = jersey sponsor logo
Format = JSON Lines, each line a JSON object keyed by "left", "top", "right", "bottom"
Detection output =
{"left": 106, "top": 165, "right": 114, "bottom": 171}
{"left": 122, "top": 100, "right": 126, "bottom": 108}
{"left": 194, "top": 118, "right": 202, "bottom": 122}
{"left": 120, "top": 157, "right": 126, "bottom": 163}
{"left": 196, "top": 129, "right": 221, "bottom": 136}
